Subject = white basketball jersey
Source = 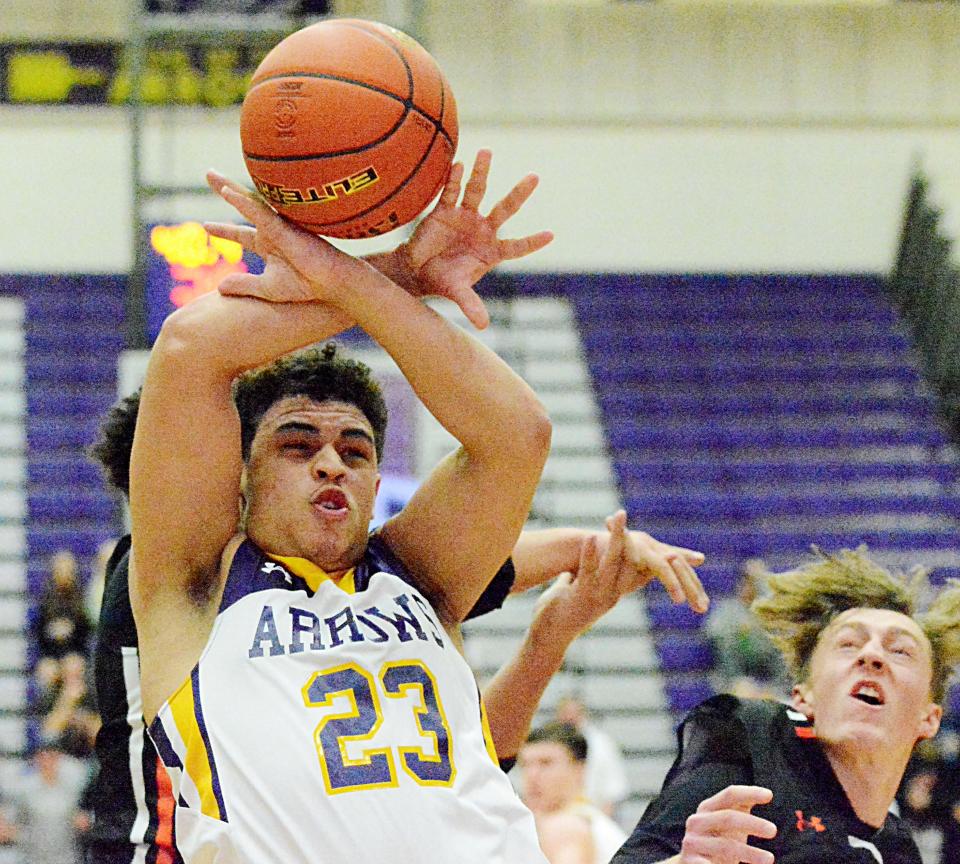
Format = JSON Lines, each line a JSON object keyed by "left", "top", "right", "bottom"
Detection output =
{"left": 149, "top": 537, "right": 547, "bottom": 864}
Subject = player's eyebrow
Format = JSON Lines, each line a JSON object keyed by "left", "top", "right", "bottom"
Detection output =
{"left": 273, "top": 422, "right": 374, "bottom": 448}
{"left": 274, "top": 421, "right": 320, "bottom": 436}
{"left": 834, "top": 620, "right": 924, "bottom": 648}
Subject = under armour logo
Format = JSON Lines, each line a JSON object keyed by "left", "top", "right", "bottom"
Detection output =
{"left": 847, "top": 836, "right": 883, "bottom": 863}
{"left": 795, "top": 811, "right": 826, "bottom": 833}
{"left": 261, "top": 562, "right": 292, "bottom": 584}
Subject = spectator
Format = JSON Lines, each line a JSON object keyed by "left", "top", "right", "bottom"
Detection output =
{"left": 704, "top": 557, "right": 787, "bottom": 698}
{"left": 554, "top": 695, "right": 630, "bottom": 818}
{"left": 7, "top": 740, "right": 89, "bottom": 864}
{"left": 519, "top": 722, "right": 627, "bottom": 864}
{"left": 32, "top": 551, "right": 91, "bottom": 688}
{"left": 34, "top": 653, "right": 99, "bottom": 761}
{"left": 933, "top": 710, "right": 960, "bottom": 864}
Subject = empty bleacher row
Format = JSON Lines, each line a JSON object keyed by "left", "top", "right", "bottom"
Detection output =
{"left": 0, "top": 276, "right": 125, "bottom": 759}
{"left": 564, "top": 272, "right": 960, "bottom": 716}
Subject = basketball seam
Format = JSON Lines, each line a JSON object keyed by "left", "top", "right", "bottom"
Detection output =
{"left": 245, "top": 19, "right": 455, "bottom": 237}
{"left": 291, "top": 76, "right": 451, "bottom": 234}
{"left": 242, "top": 75, "right": 453, "bottom": 161}
{"left": 244, "top": 20, "right": 453, "bottom": 161}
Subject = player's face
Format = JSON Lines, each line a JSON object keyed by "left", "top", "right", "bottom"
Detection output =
{"left": 243, "top": 397, "right": 380, "bottom": 573}
{"left": 518, "top": 741, "right": 584, "bottom": 814}
{"left": 792, "top": 608, "right": 942, "bottom": 758}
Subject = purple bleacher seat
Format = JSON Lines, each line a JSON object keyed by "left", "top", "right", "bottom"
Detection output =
{"left": 641, "top": 528, "right": 959, "bottom": 557}
{"left": 665, "top": 677, "right": 715, "bottom": 715}
{"left": 599, "top": 390, "right": 935, "bottom": 421}
{"left": 615, "top": 460, "right": 957, "bottom": 487}
{"left": 627, "top": 491, "right": 952, "bottom": 521}
{"left": 27, "top": 355, "right": 116, "bottom": 386}
{"left": 657, "top": 636, "right": 713, "bottom": 673}
{"left": 646, "top": 600, "right": 704, "bottom": 631}
{"left": 580, "top": 327, "right": 911, "bottom": 359}
{"left": 28, "top": 456, "right": 103, "bottom": 487}
{"left": 28, "top": 387, "right": 114, "bottom": 417}
{"left": 27, "top": 417, "right": 104, "bottom": 450}
{"left": 29, "top": 489, "right": 115, "bottom": 521}
{"left": 26, "top": 326, "right": 123, "bottom": 353}
{"left": 29, "top": 526, "right": 116, "bottom": 560}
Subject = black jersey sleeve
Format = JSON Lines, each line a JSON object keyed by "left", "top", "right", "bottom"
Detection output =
{"left": 464, "top": 558, "right": 516, "bottom": 621}
{"left": 612, "top": 695, "right": 754, "bottom": 864}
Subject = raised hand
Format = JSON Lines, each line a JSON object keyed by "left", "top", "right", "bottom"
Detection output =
{"left": 386, "top": 149, "right": 554, "bottom": 329}
{"left": 202, "top": 170, "right": 375, "bottom": 307}
{"left": 591, "top": 511, "right": 709, "bottom": 614}
{"left": 620, "top": 520, "right": 709, "bottom": 614}
{"left": 531, "top": 511, "right": 629, "bottom": 642}
{"left": 679, "top": 785, "right": 777, "bottom": 864}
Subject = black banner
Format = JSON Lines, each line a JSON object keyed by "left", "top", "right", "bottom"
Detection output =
{"left": 0, "top": 41, "right": 283, "bottom": 106}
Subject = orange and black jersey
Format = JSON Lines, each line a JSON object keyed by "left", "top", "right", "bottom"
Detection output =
{"left": 86, "top": 536, "right": 181, "bottom": 864}
{"left": 613, "top": 695, "right": 921, "bottom": 864}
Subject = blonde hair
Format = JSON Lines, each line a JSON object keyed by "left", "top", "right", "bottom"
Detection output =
{"left": 751, "top": 547, "right": 960, "bottom": 702}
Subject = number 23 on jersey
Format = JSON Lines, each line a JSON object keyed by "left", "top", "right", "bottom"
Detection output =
{"left": 302, "top": 659, "right": 456, "bottom": 794}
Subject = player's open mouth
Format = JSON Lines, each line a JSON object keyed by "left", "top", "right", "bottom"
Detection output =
{"left": 312, "top": 488, "right": 349, "bottom": 517}
{"left": 850, "top": 680, "right": 885, "bottom": 707}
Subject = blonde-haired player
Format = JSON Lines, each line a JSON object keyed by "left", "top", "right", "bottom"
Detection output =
{"left": 613, "top": 547, "right": 960, "bottom": 864}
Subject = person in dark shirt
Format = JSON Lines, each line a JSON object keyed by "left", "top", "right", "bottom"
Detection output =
{"left": 32, "top": 550, "right": 91, "bottom": 684}
{"left": 614, "top": 547, "right": 960, "bottom": 864}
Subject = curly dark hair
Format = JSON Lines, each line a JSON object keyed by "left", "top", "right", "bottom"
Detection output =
{"left": 233, "top": 342, "right": 387, "bottom": 462}
{"left": 88, "top": 344, "right": 387, "bottom": 498}
{"left": 88, "top": 388, "right": 141, "bottom": 497}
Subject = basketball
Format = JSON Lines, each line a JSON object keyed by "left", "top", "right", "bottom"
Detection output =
{"left": 240, "top": 18, "right": 458, "bottom": 239}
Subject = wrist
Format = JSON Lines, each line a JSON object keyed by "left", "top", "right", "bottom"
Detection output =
{"left": 393, "top": 241, "right": 419, "bottom": 292}
{"left": 527, "top": 613, "right": 577, "bottom": 666}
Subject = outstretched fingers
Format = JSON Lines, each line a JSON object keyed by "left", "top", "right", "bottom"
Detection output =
{"left": 437, "top": 161, "right": 465, "bottom": 209}
{"left": 680, "top": 786, "right": 776, "bottom": 864}
{"left": 445, "top": 283, "right": 490, "bottom": 330}
{"left": 206, "top": 169, "right": 281, "bottom": 230}
{"left": 486, "top": 173, "right": 540, "bottom": 229}
{"left": 668, "top": 553, "right": 710, "bottom": 614}
{"left": 698, "top": 785, "right": 774, "bottom": 815}
{"left": 216, "top": 272, "right": 265, "bottom": 298}
{"left": 460, "top": 149, "right": 492, "bottom": 211}
{"left": 497, "top": 231, "right": 555, "bottom": 261}
{"left": 203, "top": 222, "right": 257, "bottom": 250}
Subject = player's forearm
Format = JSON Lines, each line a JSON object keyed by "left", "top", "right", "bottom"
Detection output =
{"left": 511, "top": 529, "right": 592, "bottom": 593}
{"left": 482, "top": 617, "right": 571, "bottom": 759}
{"left": 362, "top": 248, "right": 417, "bottom": 293}
{"left": 151, "top": 289, "right": 354, "bottom": 382}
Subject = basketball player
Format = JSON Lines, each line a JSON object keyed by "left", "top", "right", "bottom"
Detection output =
{"left": 126, "top": 151, "right": 707, "bottom": 863}
{"left": 84, "top": 150, "right": 549, "bottom": 864}
{"left": 519, "top": 722, "right": 627, "bottom": 864}
{"left": 612, "top": 548, "right": 960, "bottom": 864}
{"left": 87, "top": 391, "right": 706, "bottom": 864}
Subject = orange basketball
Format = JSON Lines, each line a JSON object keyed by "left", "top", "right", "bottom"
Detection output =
{"left": 240, "top": 18, "right": 458, "bottom": 239}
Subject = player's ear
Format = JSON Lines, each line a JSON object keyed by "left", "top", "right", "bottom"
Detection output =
{"left": 917, "top": 702, "right": 942, "bottom": 741}
{"left": 790, "top": 682, "right": 814, "bottom": 720}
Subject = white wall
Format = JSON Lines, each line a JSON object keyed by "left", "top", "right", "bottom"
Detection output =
{"left": 2, "top": 2, "right": 960, "bottom": 275}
